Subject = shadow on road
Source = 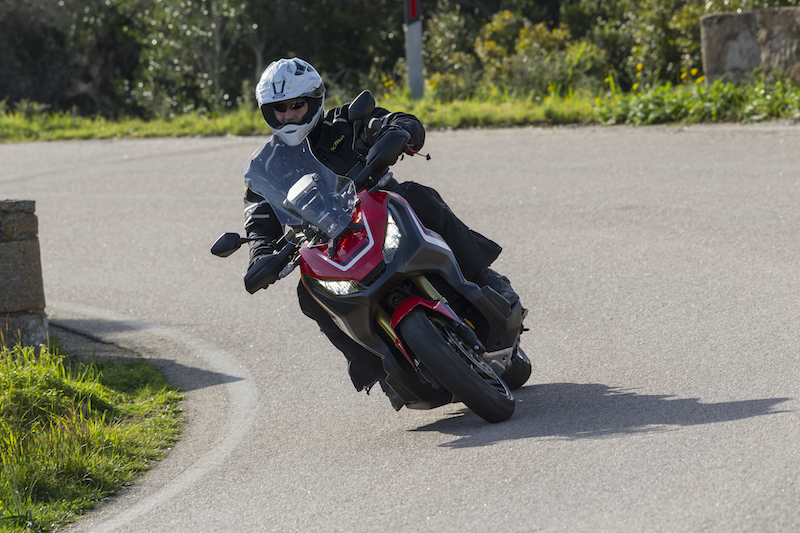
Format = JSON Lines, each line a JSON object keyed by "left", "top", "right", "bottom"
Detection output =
{"left": 51, "top": 320, "right": 244, "bottom": 392}
{"left": 412, "top": 383, "right": 791, "bottom": 448}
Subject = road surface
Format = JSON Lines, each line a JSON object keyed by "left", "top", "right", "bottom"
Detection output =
{"left": 2, "top": 124, "right": 798, "bottom": 532}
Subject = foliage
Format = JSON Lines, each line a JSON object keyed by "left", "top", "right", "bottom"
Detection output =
{"left": 425, "top": 8, "right": 606, "bottom": 102}
{"left": 0, "top": 0, "right": 146, "bottom": 116}
{"left": 596, "top": 74, "right": 800, "bottom": 124}
{"left": 3, "top": 0, "right": 800, "bottom": 121}
{"left": 3, "top": 75, "right": 798, "bottom": 143}
{"left": 0, "top": 341, "right": 183, "bottom": 532}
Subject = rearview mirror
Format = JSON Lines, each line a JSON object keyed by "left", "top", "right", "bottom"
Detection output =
{"left": 348, "top": 90, "right": 375, "bottom": 124}
{"left": 348, "top": 90, "right": 375, "bottom": 150}
{"left": 211, "top": 232, "right": 244, "bottom": 257}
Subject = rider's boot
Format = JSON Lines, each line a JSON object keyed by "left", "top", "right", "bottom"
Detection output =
{"left": 379, "top": 377, "right": 405, "bottom": 411}
{"left": 473, "top": 267, "right": 519, "bottom": 305}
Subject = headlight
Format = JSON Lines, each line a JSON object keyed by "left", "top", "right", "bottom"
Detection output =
{"left": 383, "top": 212, "right": 402, "bottom": 264}
{"left": 315, "top": 279, "right": 363, "bottom": 296}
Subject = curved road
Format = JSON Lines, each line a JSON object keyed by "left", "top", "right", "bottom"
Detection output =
{"left": 2, "top": 125, "right": 799, "bottom": 532}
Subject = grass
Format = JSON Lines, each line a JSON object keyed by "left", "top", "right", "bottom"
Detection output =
{"left": 0, "top": 339, "right": 183, "bottom": 532}
{"left": 380, "top": 90, "right": 596, "bottom": 128}
{"left": 596, "top": 76, "right": 800, "bottom": 125}
{"left": 1, "top": 77, "right": 798, "bottom": 143}
{"left": 0, "top": 106, "right": 265, "bottom": 143}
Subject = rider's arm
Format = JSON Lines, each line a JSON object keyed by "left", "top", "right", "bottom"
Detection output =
{"left": 374, "top": 111, "right": 425, "bottom": 154}
{"left": 357, "top": 107, "right": 425, "bottom": 155}
{"left": 244, "top": 186, "right": 283, "bottom": 269}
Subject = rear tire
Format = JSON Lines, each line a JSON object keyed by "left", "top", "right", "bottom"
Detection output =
{"left": 501, "top": 348, "right": 532, "bottom": 391}
{"left": 398, "top": 309, "right": 515, "bottom": 423}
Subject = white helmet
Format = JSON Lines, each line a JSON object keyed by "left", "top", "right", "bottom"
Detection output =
{"left": 256, "top": 58, "right": 325, "bottom": 146}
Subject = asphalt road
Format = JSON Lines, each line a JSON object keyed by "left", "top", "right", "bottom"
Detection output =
{"left": 2, "top": 124, "right": 799, "bottom": 533}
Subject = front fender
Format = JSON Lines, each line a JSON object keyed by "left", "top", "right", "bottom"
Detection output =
{"left": 389, "top": 296, "right": 458, "bottom": 365}
{"left": 390, "top": 296, "right": 457, "bottom": 332}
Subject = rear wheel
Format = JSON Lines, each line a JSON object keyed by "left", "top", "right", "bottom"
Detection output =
{"left": 398, "top": 309, "right": 515, "bottom": 423}
{"left": 501, "top": 348, "right": 532, "bottom": 391}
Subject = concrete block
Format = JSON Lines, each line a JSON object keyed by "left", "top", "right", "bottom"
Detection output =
{"left": 0, "top": 199, "right": 47, "bottom": 347}
{"left": 0, "top": 240, "right": 46, "bottom": 312}
{"left": 2, "top": 311, "right": 49, "bottom": 347}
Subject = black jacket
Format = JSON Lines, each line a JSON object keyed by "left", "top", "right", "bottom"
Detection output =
{"left": 243, "top": 102, "right": 425, "bottom": 266}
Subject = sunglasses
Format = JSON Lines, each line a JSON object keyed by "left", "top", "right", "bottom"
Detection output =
{"left": 270, "top": 98, "right": 308, "bottom": 112}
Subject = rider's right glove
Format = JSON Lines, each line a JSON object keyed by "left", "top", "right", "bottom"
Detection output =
{"left": 244, "top": 252, "right": 280, "bottom": 294}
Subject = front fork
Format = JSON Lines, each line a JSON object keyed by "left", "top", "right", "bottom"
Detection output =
{"left": 375, "top": 274, "right": 484, "bottom": 364}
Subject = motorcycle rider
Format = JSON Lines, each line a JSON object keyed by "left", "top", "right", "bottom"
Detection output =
{"left": 244, "top": 57, "right": 519, "bottom": 408}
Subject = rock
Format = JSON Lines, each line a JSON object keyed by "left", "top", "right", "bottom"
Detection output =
{"left": 701, "top": 7, "right": 800, "bottom": 84}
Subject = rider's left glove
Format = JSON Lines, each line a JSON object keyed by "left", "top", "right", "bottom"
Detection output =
{"left": 375, "top": 125, "right": 414, "bottom": 155}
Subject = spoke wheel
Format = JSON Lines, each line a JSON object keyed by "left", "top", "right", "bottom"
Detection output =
{"left": 398, "top": 309, "right": 515, "bottom": 423}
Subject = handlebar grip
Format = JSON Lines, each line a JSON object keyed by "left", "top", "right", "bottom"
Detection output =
{"left": 352, "top": 129, "right": 410, "bottom": 187}
{"left": 244, "top": 241, "right": 298, "bottom": 294}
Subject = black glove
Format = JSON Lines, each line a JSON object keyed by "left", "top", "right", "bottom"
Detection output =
{"left": 244, "top": 252, "right": 280, "bottom": 294}
{"left": 375, "top": 125, "right": 414, "bottom": 154}
{"left": 243, "top": 241, "right": 298, "bottom": 294}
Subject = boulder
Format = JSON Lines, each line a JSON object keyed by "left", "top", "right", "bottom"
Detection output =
{"left": 701, "top": 7, "right": 800, "bottom": 84}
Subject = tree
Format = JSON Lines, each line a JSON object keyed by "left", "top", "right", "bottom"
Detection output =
{"left": 0, "top": 0, "right": 145, "bottom": 115}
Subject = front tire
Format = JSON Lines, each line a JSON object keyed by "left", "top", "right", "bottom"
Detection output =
{"left": 398, "top": 309, "right": 515, "bottom": 423}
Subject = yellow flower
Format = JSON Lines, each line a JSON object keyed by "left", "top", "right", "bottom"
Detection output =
{"left": 690, "top": 68, "right": 699, "bottom": 76}
{"left": 637, "top": 63, "right": 643, "bottom": 70}
{"left": 636, "top": 72, "right": 641, "bottom": 78}
{"left": 696, "top": 76, "right": 705, "bottom": 83}
{"left": 604, "top": 77, "right": 611, "bottom": 83}
{"left": 681, "top": 72, "right": 687, "bottom": 80}
{"left": 632, "top": 83, "right": 639, "bottom": 90}
{"left": 594, "top": 97, "right": 601, "bottom": 103}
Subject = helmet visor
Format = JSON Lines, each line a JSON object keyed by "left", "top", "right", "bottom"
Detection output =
{"left": 261, "top": 96, "right": 322, "bottom": 130}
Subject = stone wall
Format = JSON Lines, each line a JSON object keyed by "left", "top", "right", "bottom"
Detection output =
{"left": 1, "top": 200, "right": 48, "bottom": 347}
{"left": 701, "top": 7, "right": 800, "bottom": 84}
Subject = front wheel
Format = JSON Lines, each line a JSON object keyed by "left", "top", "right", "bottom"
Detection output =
{"left": 398, "top": 309, "right": 515, "bottom": 423}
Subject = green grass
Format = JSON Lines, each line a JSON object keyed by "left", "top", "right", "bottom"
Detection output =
{"left": 0, "top": 106, "right": 266, "bottom": 143}
{"left": 380, "top": 90, "right": 596, "bottom": 128}
{"left": 0, "top": 340, "right": 183, "bottom": 532}
{"left": 596, "top": 76, "right": 800, "bottom": 125}
{"left": 1, "top": 77, "right": 799, "bottom": 143}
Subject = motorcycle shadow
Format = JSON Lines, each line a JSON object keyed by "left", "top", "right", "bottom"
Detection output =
{"left": 410, "top": 382, "right": 791, "bottom": 449}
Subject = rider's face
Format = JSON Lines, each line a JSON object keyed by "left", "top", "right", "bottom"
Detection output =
{"left": 273, "top": 98, "right": 308, "bottom": 125}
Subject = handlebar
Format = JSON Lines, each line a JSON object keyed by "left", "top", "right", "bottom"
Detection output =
{"left": 350, "top": 128, "right": 411, "bottom": 189}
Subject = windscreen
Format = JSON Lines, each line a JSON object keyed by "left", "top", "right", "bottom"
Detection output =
{"left": 242, "top": 137, "right": 356, "bottom": 238}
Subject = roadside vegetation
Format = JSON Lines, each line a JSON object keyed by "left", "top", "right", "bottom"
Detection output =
{"left": 2, "top": 0, "right": 800, "bottom": 143}
{"left": 0, "top": 339, "right": 183, "bottom": 532}
{"left": 2, "top": 74, "right": 799, "bottom": 143}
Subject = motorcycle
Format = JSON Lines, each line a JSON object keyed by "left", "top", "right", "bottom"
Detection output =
{"left": 211, "top": 91, "right": 530, "bottom": 423}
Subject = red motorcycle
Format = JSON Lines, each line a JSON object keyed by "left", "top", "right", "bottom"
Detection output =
{"left": 212, "top": 91, "right": 530, "bottom": 423}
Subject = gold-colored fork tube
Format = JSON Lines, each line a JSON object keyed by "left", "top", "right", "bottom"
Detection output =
{"left": 375, "top": 306, "right": 396, "bottom": 343}
{"left": 410, "top": 274, "right": 447, "bottom": 303}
